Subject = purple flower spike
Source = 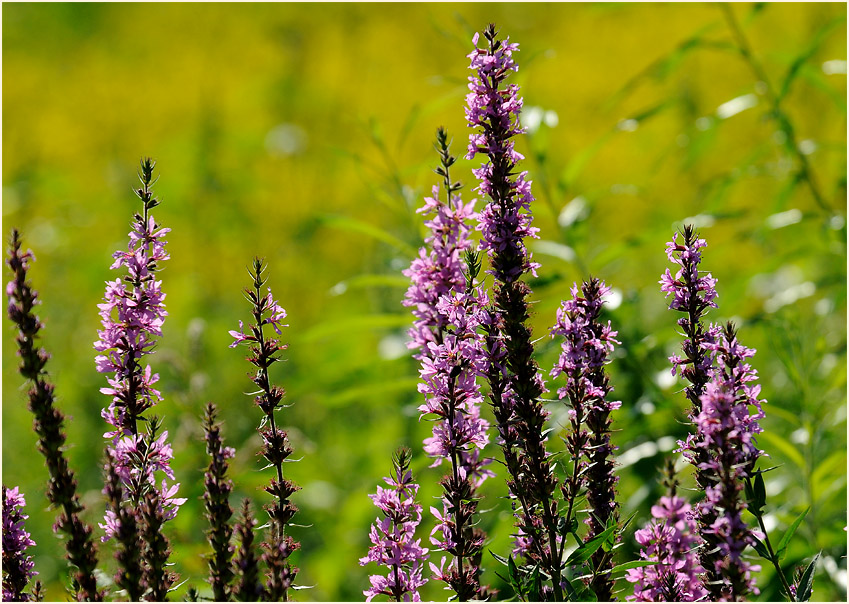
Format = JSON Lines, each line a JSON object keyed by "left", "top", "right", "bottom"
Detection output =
{"left": 406, "top": 128, "right": 493, "bottom": 600}
{"left": 551, "top": 277, "right": 621, "bottom": 601}
{"left": 95, "top": 158, "right": 183, "bottom": 535}
{"left": 466, "top": 25, "right": 560, "bottom": 597}
{"left": 2, "top": 486, "right": 38, "bottom": 602}
{"left": 360, "top": 448, "right": 429, "bottom": 602}
{"left": 626, "top": 494, "right": 707, "bottom": 602}
{"left": 403, "top": 128, "right": 478, "bottom": 358}
{"left": 682, "top": 323, "right": 764, "bottom": 599}
{"left": 466, "top": 28, "right": 540, "bottom": 283}
{"left": 660, "top": 225, "right": 720, "bottom": 410}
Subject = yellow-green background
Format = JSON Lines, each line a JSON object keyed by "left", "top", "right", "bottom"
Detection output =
{"left": 3, "top": 3, "right": 846, "bottom": 601}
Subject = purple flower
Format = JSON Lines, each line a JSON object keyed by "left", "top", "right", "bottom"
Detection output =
{"left": 678, "top": 323, "right": 765, "bottom": 599}
{"left": 626, "top": 495, "right": 707, "bottom": 602}
{"left": 231, "top": 257, "right": 301, "bottom": 598}
{"left": 550, "top": 278, "right": 621, "bottom": 600}
{"left": 402, "top": 146, "right": 477, "bottom": 357}
{"left": 660, "top": 226, "right": 719, "bottom": 395}
{"left": 2, "top": 486, "right": 37, "bottom": 602}
{"left": 360, "top": 448, "right": 429, "bottom": 602}
{"left": 95, "top": 158, "right": 183, "bottom": 536}
{"left": 466, "top": 29, "right": 539, "bottom": 283}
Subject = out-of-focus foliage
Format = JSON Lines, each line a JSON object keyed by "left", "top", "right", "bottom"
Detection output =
{"left": 2, "top": 3, "right": 845, "bottom": 601}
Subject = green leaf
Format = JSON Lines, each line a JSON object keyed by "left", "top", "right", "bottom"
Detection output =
{"left": 568, "top": 578, "right": 598, "bottom": 602}
{"left": 319, "top": 214, "right": 418, "bottom": 257}
{"left": 776, "top": 507, "right": 810, "bottom": 561}
{"left": 564, "top": 523, "right": 617, "bottom": 567}
{"left": 329, "top": 273, "right": 410, "bottom": 294}
{"left": 489, "top": 551, "right": 509, "bottom": 567}
{"left": 610, "top": 559, "right": 659, "bottom": 574}
{"left": 507, "top": 555, "right": 521, "bottom": 590}
{"left": 751, "top": 535, "right": 771, "bottom": 560}
{"left": 797, "top": 551, "right": 821, "bottom": 602}
{"left": 758, "top": 431, "right": 806, "bottom": 470}
{"left": 529, "top": 565, "right": 542, "bottom": 601}
{"left": 300, "top": 314, "right": 411, "bottom": 343}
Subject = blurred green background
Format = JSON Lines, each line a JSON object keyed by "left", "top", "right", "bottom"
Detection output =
{"left": 2, "top": 3, "right": 846, "bottom": 601}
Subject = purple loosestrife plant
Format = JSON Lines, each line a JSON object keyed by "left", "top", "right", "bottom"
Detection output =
{"left": 94, "top": 159, "right": 185, "bottom": 543}
{"left": 683, "top": 322, "right": 765, "bottom": 600}
{"left": 403, "top": 127, "right": 478, "bottom": 359}
{"left": 550, "top": 278, "right": 621, "bottom": 600}
{"left": 2, "top": 486, "right": 39, "bottom": 602}
{"left": 660, "top": 225, "right": 719, "bottom": 412}
{"left": 404, "top": 129, "right": 494, "bottom": 600}
{"left": 202, "top": 402, "right": 237, "bottom": 601}
{"left": 360, "top": 448, "right": 429, "bottom": 602}
{"left": 420, "top": 263, "right": 492, "bottom": 601}
{"left": 230, "top": 258, "right": 300, "bottom": 600}
{"left": 661, "top": 225, "right": 728, "bottom": 594}
{"left": 5, "top": 230, "right": 102, "bottom": 601}
{"left": 232, "top": 499, "right": 264, "bottom": 602}
{"left": 103, "top": 452, "right": 144, "bottom": 602}
{"left": 625, "top": 462, "right": 706, "bottom": 602}
{"left": 466, "top": 25, "right": 562, "bottom": 598}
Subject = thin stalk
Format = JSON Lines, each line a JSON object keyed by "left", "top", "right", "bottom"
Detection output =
{"left": 720, "top": 2, "right": 832, "bottom": 214}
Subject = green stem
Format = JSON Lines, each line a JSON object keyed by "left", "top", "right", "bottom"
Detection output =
{"left": 720, "top": 2, "right": 832, "bottom": 214}
{"left": 751, "top": 506, "right": 796, "bottom": 601}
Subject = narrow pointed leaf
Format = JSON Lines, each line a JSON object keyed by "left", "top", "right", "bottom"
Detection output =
{"left": 564, "top": 523, "right": 617, "bottom": 567}
{"left": 776, "top": 507, "right": 810, "bottom": 561}
{"left": 797, "top": 551, "right": 820, "bottom": 602}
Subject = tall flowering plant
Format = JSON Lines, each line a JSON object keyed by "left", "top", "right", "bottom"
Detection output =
{"left": 2, "top": 486, "right": 40, "bottom": 602}
{"left": 6, "top": 230, "right": 102, "bottom": 601}
{"left": 94, "top": 158, "right": 184, "bottom": 543}
{"left": 686, "top": 323, "right": 765, "bottom": 599}
{"left": 550, "top": 278, "right": 621, "bottom": 600}
{"left": 360, "top": 448, "right": 430, "bottom": 602}
{"left": 404, "top": 129, "right": 494, "bottom": 600}
{"left": 465, "top": 24, "right": 566, "bottom": 599}
{"left": 626, "top": 462, "right": 707, "bottom": 602}
{"left": 230, "top": 257, "right": 300, "bottom": 600}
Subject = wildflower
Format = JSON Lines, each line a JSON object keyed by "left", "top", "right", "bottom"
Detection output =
{"left": 403, "top": 127, "right": 477, "bottom": 357}
{"left": 551, "top": 278, "right": 621, "bottom": 600}
{"left": 232, "top": 499, "right": 264, "bottom": 602}
{"left": 6, "top": 229, "right": 101, "bottom": 601}
{"left": 685, "top": 323, "right": 764, "bottom": 599}
{"left": 360, "top": 448, "right": 429, "bottom": 602}
{"left": 2, "top": 486, "right": 38, "bottom": 602}
{"left": 230, "top": 258, "right": 300, "bottom": 599}
{"left": 202, "top": 402, "right": 236, "bottom": 601}
{"left": 94, "top": 159, "right": 183, "bottom": 535}
{"left": 660, "top": 225, "right": 719, "bottom": 411}
{"left": 466, "top": 25, "right": 561, "bottom": 596}
{"left": 626, "top": 495, "right": 707, "bottom": 602}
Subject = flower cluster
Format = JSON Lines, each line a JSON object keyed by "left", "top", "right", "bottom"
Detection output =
{"left": 465, "top": 28, "right": 539, "bottom": 283}
{"left": 230, "top": 257, "right": 300, "bottom": 599}
{"left": 360, "top": 448, "right": 429, "bottom": 602}
{"left": 418, "top": 287, "right": 492, "bottom": 478}
{"left": 660, "top": 225, "right": 719, "bottom": 408}
{"left": 6, "top": 230, "right": 101, "bottom": 601}
{"left": 2, "top": 486, "right": 38, "bottom": 602}
{"left": 465, "top": 25, "right": 560, "bottom": 596}
{"left": 202, "top": 402, "right": 237, "bottom": 601}
{"left": 403, "top": 127, "right": 477, "bottom": 357}
{"left": 94, "top": 158, "right": 183, "bottom": 532}
{"left": 626, "top": 495, "right": 707, "bottom": 602}
{"left": 685, "top": 323, "right": 764, "bottom": 599}
{"left": 419, "top": 284, "right": 492, "bottom": 600}
{"left": 550, "top": 278, "right": 621, "bottom": 600}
